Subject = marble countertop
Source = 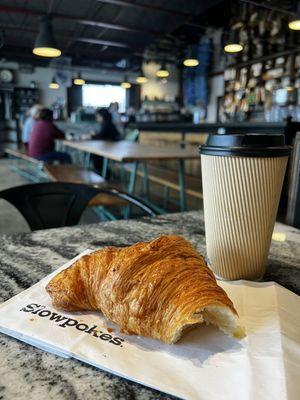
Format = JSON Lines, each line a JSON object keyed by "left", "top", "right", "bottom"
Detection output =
{"left": 0, "top": 211, "right": 299, "bottom": 400}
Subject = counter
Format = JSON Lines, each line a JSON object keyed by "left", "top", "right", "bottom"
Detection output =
{"left": 129, "top": 121, "right": 291, "bottom": 134}
{"left": 55, "top": 121, "right": 98, "bottom": 139}
{"left": 130, "top": 121, "right": 300, "bottom": 146}
{"left": 0, "top": 211, "right": 299, "bottom": 399}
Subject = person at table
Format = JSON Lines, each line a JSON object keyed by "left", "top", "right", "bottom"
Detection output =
{"left": 91, "top": 108, "right": 121, "bottom": 174}
{"left": 94, "top": 107, "right": 121, "bottom": 141}
{"left": 28, "top": 108, "right": 71, "bottom": 164}
{"left": 21, "top": 104, "right": 43, "bottom": 152}
{"left": 127, "top": 106, "right": 136, "bottom": 125}
{"left": 108, "top": 102, "right": 124, "bottom": 136}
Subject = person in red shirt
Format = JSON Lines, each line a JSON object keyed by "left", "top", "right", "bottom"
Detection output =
{"left": 28, "top": 108, "right": 71, "bottom": 164}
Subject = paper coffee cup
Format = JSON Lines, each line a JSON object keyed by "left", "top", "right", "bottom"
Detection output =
{"left": 200, "top": 134, "right": 291, "bottom": 281}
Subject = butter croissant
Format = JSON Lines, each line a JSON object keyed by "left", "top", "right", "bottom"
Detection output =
{"left": 46, "top": 235, "right": 245, "bottom": 344}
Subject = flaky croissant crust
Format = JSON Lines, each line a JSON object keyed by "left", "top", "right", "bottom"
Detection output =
{"left": 46, "top": 236, "right": 242, "bottom": 343}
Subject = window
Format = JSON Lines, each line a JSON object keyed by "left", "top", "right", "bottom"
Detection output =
{"left": 82, "top": 84, "right": 126, "bottom": 112}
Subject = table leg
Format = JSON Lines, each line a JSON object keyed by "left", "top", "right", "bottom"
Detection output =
{"left": 141, "top": 162, "right": 150, "bottom": 199}
{"left": 163, "top": 186, "right": 170, "bottom": 211}
{"left": 128, "top": 161, "right": 138, "bottom": 193}
{"left": 83, "top": 152, "right": 90, "bottom": 169}
{"left": 93, "top": 206, "right": 117, "bottom": 221}
{"left": 124, "top": 161, "right": 139, "bottom": 219}
{"left": 181, "top": 131, "right": 186, "bottom": 148}
{"left": 102, "top": 158, "right": 109, "bottom": 179}
{"left": 178, "top": 159, "right": 187, "bottom": 212}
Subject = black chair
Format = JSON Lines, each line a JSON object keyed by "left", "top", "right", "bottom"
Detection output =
{"left": 0, "top": 182, "right": 157, "bottom": 231}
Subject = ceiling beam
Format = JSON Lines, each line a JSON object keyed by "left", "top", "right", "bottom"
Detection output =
{"left": 0, "top": 5, "right": 161, "bottom": 36}
{"left": 2, "top": 24, "right": 132, "bottom": 49}
{"left": 2, "top": 40, "right": 179, "bottom": 67}
{"left": 185, "top": 22, "right": 209, "bottom": 29}
{"left": 97, "top": 0, "right": 192, "bottom": 17}
{"left": 239, "top": 0, "right": 293, "bottom": 15}
{"left": 0, "top": 45, "right": 140, "bottom": 70}
{"left": 97, "top": 0, "right": 226, "bottom": 33}
{"left": 76, "top": 37, "right": 129, "bottom": 48}
{"left": 168, "top": 0, "right": 224, "bottom": 36}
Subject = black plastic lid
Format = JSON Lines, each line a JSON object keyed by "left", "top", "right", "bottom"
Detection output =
{"left": 199, "top": 134, "right": 291, "bottom": 157}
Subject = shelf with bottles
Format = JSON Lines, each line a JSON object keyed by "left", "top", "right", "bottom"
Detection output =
{"left": 223, "top": 2, "right": 300, "bottom": 66}
{"left": 136, "top": 111, "right": 181, "bottom": 123}
{"left": 220, "top": 52, "right": 300, "bottom": 122}
{"left": 224, "top": 56, "right": 294, "bottom": 89}
{"left": 13, "top": 87, "right": 40, "bottom": 118}
{"left": 140, "top": 96, "right": 179, "bottom": 114}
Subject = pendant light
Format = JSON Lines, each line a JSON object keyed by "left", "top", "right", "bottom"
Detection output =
{"left": 156, "top": 62, "right": 169, "bottom": 78}
{"left": 289, "top": 1, "right": 300, "bottom": 30}
{"left": 224, "top": 30, "right": 243, "bottom": 53}
{"left": 136, "top": 68, "right": 148, "bottom": 84}
{"left": 33, "top": 16, "right": 61, "bottom": 58}
{"left": 121, "top": 75, "right": 131, "bottom": 89}
{"left": 183, "top": 58, "right": 199, "bottom": 67}
{"left": 285, "top": 78, "right": 295, "bottom": 91}
{"left": 49, "top": 76, "right": 59, "bottom": 89}
{"left": 286, "top": 85, "right": 294, "bottom": 91}
{"left": 73, "top": 73, "right": 85, "bottom": 85}
{"left": 183, "top": 46, "right": 199, "bottom": 67}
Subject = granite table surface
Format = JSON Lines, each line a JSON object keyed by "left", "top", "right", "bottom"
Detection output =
{"left": 0, "top": 211, "right": 299, "bottom": 400}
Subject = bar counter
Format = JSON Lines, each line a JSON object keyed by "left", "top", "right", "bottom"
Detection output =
{"left": 131, "top": 120, "right": 300, "bottom": 149}
{"left": 129, "top": 121, "right": 289, "bottom": 134}
{"left": 0, "top": 211, "right": 299, "bottom": 399}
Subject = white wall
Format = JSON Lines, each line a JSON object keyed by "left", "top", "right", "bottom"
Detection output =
{"left": 0, "top": 60, "right": 180, "bottom": 111}
{"left": 0, "top": 61, "right": 179, "bottom": 107}
{"left": 0, "top": 61, "right": 133, "bottom": 109}
{"left": 0, "top": 61, "right": 67, "bottom": 107}
{"left": 141, "top": 62, "right": 179, "bottom": 101}
{"left": 19, "top": 67, "right": 67, "bottom": 107}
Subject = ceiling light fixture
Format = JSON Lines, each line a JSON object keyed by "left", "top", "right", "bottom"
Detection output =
{"left": 49, "top": 76, "right": 59, "bottom": 89}
{"left": 285, "top": 79, "right": 295, "bottom": 91}
{"left": 289, "top": 1, "right": 300, "bottom": 30}
{"left": 286, "top": 85, "right": 294, "bottom": 91}
{"left": 136, "top": 68, "right": 148, "bottom": 84}
{"left": 183, "top": 58, "right": 199, "bottom": 67}
{"left": 33, "top": 16, "right": 61, "bottom": 58}
{"left": 224, "top": 43, "right": 243, "bottom": 53}
{"left": 156, "top": 62, "right": 170, "bottom": 78}
{"left": 73, "top": 73, "right": 85, "bottom": 85}
{"left": 121, "top": 75, "right": 131, "bottom": 89}
{"left": 183, "top": 46, "right": 199, "bottom": 67}
{"left": 224, "top": 30, "right": 243, "bottom": 53}
{"left": 121, "top": 81, "right": 131, "bottom": 89}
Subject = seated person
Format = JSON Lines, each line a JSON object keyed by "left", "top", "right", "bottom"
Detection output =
{"left": 21, "top": 104, "right": 43, "bottom": 152}
{"left": 94, "top": 107, "right": 121, "bottom": 141}
{"left": 92, "top": 108, "right": 121, "bottom": 174}
{"left": 28, "top": 108, "right": 71, "bottom": 164}
{"left": 108, "top": 102, "right": 124, "bottom": 136}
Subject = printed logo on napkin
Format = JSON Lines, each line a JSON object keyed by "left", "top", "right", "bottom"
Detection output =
{"left": 19, "top": 303, "right": 124, "bottom": 347}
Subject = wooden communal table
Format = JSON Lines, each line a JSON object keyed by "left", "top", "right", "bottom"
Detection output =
{"left": 62, "top": 140, "right": 200, "bottom": 211}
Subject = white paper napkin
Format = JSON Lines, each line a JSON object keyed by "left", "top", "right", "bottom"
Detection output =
{"left": 0, "top": 250, "right": 299, "bottom": 400}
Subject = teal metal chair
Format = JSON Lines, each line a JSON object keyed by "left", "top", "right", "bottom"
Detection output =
{"left": 124, "top": 128, "right": 139, "bottom": 142}
{"left": 119, "top": 128, "right": 141, "bottom": 185}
